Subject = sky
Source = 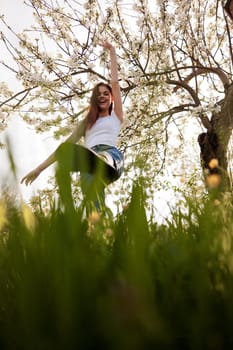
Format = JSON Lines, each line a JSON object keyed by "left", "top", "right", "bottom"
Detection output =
{"left": 0, "top": 0, "right": 180, "bottom": 221}
{"left": 0, "top": 0, "right": 58, "bottom": 201}
{"left": 0, "top": 0, "right": 124, "bottom": 213}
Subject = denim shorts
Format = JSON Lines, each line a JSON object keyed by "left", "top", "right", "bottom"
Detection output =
{"left": 91, "top": 144, "right": 124, "bottom": 181}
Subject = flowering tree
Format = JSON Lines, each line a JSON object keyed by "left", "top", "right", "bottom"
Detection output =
{"left": 1, "top": 0, "right": 233, "bottom": 209}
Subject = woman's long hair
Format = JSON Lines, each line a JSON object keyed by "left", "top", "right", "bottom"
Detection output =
{"left": 84, "top": 82, "right": 113, "bottom": 131}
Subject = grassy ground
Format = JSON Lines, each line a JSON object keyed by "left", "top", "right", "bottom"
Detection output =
{"left": 0, "top": 179, "right": 233, "bottom": 349}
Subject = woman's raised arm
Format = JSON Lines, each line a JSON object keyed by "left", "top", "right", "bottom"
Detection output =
{"left": 100, "top": 41, "right": 123, "bottom": 122}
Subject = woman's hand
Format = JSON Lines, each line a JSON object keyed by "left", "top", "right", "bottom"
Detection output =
{"left": 99, "top": 41, "right": 115, "bottom": 51}
{"left": 21, "top": 168, "right": 41, "bottom": 186}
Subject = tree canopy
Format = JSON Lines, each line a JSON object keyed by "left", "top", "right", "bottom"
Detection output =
{"left": 1, "top": 0, "right": 233, "bottom": 214}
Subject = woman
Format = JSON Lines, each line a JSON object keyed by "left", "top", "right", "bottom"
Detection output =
{"left": 21, "top": 41, "right": 124, "bottom": 208}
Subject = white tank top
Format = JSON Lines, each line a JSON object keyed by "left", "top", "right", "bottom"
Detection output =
{"left": 84, "top": 111, "right": 122, "bottom": 149}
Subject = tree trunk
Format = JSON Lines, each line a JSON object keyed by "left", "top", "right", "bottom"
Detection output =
{"left": 210, "top": 84, "right": 233, "bottom": 191}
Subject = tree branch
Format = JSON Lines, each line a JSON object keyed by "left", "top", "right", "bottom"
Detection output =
{"left": 172, "top": 67, "right": 230, "bottom": 92}
{"left": 167, "top": 79, "right": 200, "bottom": 106}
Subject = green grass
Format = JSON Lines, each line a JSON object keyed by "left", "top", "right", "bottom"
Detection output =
{"left": 0, "top": 180, "right": 233, "bottom": 349}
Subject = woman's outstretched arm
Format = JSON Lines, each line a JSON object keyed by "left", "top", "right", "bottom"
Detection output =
{"left": 100, "top": 41, "right": 123, "bottom": 122}
{"left": 21, "top": 120, "right": 85, "bottom": 185}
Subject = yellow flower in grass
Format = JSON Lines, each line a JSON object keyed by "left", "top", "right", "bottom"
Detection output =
{"left": 208, "top": 158, "right": 219, "bottom": 169}
{"left": 21, "top": 203, "right": 36, "bottom": 232}
{"left": 0, "top": 200, "right": 7, "bottom": 231}
{"left": 88, "top": 211, "right": 100, "bottom": 224}
{"left": 213, "top": 199, "right": 221, "bottom": 206}
{"left": 105, "top": 228, "right": 113, "bottom": 237}
{"left": 206, "top": 174, "right": 221, "bottom": 189}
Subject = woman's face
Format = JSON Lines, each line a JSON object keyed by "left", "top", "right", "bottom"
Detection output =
{"left": 97, "top": 85, "right": 112, "bottom": 112}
